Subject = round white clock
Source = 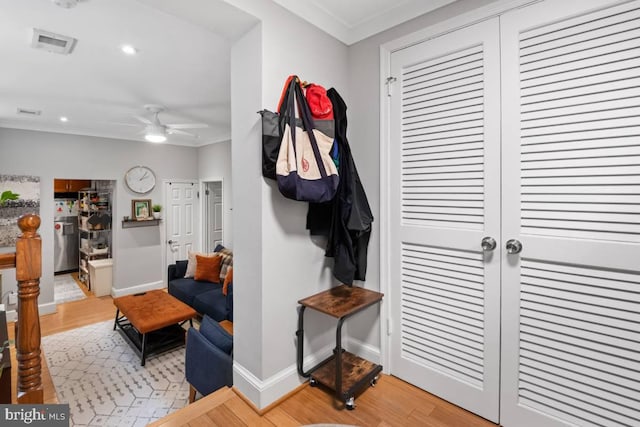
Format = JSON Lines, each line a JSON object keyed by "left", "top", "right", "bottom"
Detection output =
{"left": 124, "top": 166, "right": 156, "bottom": 194}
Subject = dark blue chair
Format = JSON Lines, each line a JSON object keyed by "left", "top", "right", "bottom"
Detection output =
{"left": 185, "top": 315, "right": 233, "bottom": 402}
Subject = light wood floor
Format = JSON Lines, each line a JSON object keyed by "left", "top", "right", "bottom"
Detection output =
{"left": 7, "top": 284, "right": 498, "bottom": 427}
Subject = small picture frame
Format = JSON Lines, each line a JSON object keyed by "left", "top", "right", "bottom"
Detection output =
{"left": 132, "top": 199, "right": 151, "bottom": 220}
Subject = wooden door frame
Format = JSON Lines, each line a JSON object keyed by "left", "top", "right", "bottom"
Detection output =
{"left": 378, "top": 0, "right": 537, "bottom": 373}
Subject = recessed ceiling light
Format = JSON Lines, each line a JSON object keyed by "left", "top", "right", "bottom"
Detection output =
{"left": 60, "top": 116, "right": 68, "bottom": 122}
{"left": 121, "top": 44, "right": 138, "bottom": 55}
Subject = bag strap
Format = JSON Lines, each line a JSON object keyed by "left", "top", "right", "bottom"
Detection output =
{"left": 290, "top": 79, "right": 329, "bottom": 179}
{"left": 277, "top": 75, "right": 296, "bottom": 113}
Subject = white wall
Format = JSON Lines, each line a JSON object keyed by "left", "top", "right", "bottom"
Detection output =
{"left": 344, "top": 0, "right": 501, "bottom": 351}
{"left": 228, "top": 0, "right": 350, "bottom": 408}
{"left": 0, "top": 128, "right": 198, "bottom": 312}
{"left": 198, "top": 140, "right": 233, "bottom": 248}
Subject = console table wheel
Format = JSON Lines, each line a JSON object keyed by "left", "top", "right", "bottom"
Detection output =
{"left": 345, "top": 396, "right": 355, "bottom": 410}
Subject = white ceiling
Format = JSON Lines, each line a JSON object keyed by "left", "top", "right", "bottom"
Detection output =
{"left": 0, "top": 0, "right": 453, "bottom": 146}
{"left": 271, "top": 0, "right": 456, "bottom": 45}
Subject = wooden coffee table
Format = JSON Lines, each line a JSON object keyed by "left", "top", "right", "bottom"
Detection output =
{"left": 113, "top": 290, "right": 196, "bottom": 366}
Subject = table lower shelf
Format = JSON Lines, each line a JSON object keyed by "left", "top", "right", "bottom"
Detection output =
{"left": 116, "top": 320, "right": 186, "bottom": 365}
{"left": 310, "top": 351, "right": 382, "bottom": 400}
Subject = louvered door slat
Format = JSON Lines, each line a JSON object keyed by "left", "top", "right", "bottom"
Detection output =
{"left": 521, "top": 97, "right": 640, "bottom": 122}
{"left": 522, "top": 193, "right": 640, "bottom": 203}
{"left": 522, "top": 145, "right": 640, "bottom": 160}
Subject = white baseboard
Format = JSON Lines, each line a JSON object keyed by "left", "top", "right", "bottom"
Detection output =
{"left": 39, "top": 301, "right": 57, "bottom": 316}
{"left": 233, "top": 343, "right": 334, "bottom": 409}
{"left": 233, "top": 339, "right": 382, "bottom": 409}
{"left": 345, "top": 337, "right": 382, "bottom": 365}
{"left": 111, "top": 281, "right": 164, "bottom": 298}
{"left": 3, "top": 300, "right": 57, "bottom": 322}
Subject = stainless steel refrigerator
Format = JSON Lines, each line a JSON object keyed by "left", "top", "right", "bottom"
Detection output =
{"left": 54, "top": 198, "right": 79, "bottom": 273}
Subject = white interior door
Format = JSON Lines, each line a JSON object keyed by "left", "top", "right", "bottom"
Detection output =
{"left": 500, "top": 1, "right": 640, "bottom": 426}
{"left": 388, "top": 18, "right": 502, "bottom": 422}
{"left": 165, "top": 180, "right": 197, "bottom": 265}
{"left": 204, "top": 181, "right": 223, "bottom": 251}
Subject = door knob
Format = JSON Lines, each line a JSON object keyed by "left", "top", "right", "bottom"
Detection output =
{"left": 167, "top": 240, "right": 177, "bottom": 244}
{"left": 481, "top": 237, "right": 496, "bottom": 251}
{"left": 506, "top": 239, "right": 522, "bottom": 254}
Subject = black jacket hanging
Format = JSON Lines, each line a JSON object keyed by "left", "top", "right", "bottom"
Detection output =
{"left": 306, "top": 88, "right": 373, "bottom": 285}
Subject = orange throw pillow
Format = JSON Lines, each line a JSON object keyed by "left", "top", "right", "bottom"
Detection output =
{"left": 194, "top": 254, "right": 222, "bottom": 283}
{"left": 223, "top": 267, "right": 233, "bottom": 296}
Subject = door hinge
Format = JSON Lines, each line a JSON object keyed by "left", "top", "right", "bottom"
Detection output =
{"left": 386, "top": 317, "right": 393, "bottom": 336}
{"left": 385, "top": 76, "right": 397, "bottom": 97}
{"left": 197, "top": 191, "right": 200, "bottom": 199}
{"left": 205, "top": 189, "right": 210, "bottom": 196}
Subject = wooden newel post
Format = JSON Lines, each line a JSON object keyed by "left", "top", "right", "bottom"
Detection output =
{"left": 15, "top": 214, "right": 44, "bottom": 404}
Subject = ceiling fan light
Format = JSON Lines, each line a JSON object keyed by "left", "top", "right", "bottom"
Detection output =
{"left": 144, "top": 124, "right": 167, "bottom": 143}
{"left": 145, "top": 133, "right": 167, "bottom": 143}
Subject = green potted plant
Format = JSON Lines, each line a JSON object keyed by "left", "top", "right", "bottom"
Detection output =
{"left": 152, "top": 204, "right": 162, "bottom": 219}
{"left": 0, "top": 190, "right": 19, "bottom": 206}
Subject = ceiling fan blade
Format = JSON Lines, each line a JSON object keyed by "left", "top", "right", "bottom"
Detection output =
{"left": 110, "top": 122, "right": 140, "bottom": 127}
{"left": 167, "top": 128, "right": 197, "bottom": 137}
{"left": 134, "top": 115, "right": 152, "bottom": 125}
{"left": 166, "top": 123, "right": 209, "bottom": 130}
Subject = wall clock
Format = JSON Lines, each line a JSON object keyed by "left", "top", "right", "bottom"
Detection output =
{"left": 124, "top": 166, "right": 156, "bottom": 194}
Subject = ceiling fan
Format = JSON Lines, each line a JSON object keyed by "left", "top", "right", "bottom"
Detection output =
{"left": 135, "top": 104, "right": 208, "bottom": 143}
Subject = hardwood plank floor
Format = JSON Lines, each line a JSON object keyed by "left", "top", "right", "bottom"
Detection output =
{"left": 7, "top": 288, "right": 498, "bottom": 427}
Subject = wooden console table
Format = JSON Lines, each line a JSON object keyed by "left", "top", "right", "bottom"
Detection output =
{"left": 297, "top": 285, "right": 383, "bottom": 410}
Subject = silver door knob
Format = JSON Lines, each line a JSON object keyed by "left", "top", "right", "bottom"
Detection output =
{"left": 506, "top": 239, "right": 522, "bottom": 254}
{"left": 167, "top": 240, "right": 177, "bottom": 244}
{"left": 481, "top": 237, "right": 496, "bottom": 251}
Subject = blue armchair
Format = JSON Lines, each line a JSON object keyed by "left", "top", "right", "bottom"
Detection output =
{"left": 185, "top": 315, "right": 233, "bottom": 402}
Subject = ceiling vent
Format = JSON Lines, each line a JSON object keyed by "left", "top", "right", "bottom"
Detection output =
{"left": 16, "top": 108, "right": 42, "bottom": 116}
{"left": 31, "top": 29, "right": 77, "bottom": 54}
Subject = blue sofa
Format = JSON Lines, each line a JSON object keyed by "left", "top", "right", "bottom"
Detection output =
{"left": 167, "top": 260, "right": 233, "bottom": 322}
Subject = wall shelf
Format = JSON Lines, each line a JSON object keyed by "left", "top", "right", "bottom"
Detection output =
{"left": 122, "top": 219, "right": 161, "bottom": 228}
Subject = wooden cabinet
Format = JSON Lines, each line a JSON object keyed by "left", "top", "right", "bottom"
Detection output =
{"left": 54, "top": 179, "right": 91, "bottom": 193}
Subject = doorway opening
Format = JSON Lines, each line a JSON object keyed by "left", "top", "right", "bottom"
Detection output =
{"left": 54, "top": 178, "right": 115, "bottom": 304}
{"left": 202, "top": 180, "right": 223, "bottom": 253}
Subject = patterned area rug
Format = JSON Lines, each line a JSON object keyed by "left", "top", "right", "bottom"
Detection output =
{"left": 42, "top": 320, "right": 189, "bottom": 427}
{"left": 54, "top": 273, "right": 86, "bottom": 304}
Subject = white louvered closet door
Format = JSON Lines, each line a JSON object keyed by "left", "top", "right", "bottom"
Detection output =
{"left": 500, "top": 1, "right": 640, "bottom": 426}
{"left": 388, "top": 19, "right": 501, "bottom": 422}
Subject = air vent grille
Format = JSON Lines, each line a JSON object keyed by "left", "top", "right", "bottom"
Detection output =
{"left": 16, "top": 108, "right": 42, "bottom": 116}
{"left": 31, "top": 28, "right": 77, "bottom": 55}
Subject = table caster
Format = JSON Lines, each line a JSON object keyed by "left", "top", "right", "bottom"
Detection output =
{"left": 370, "top": 375, "right": 379, "bottom": 387}
{"left": 309, "top": 378, "right": 318, "bottom": 387}
{"left": 346, "top": 396, "right": 355, "bottom": 410}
